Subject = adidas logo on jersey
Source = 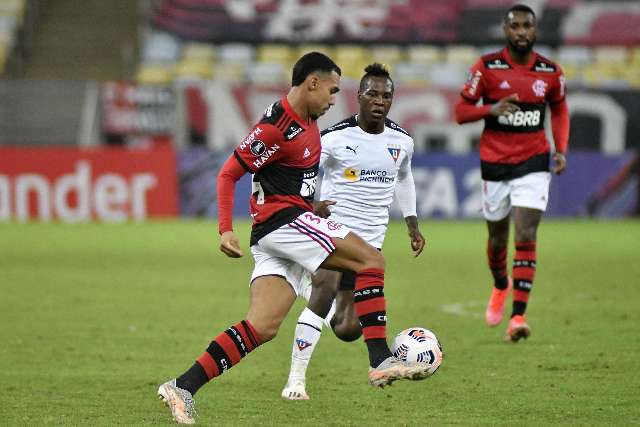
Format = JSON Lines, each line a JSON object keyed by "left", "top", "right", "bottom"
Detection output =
{"left": 303, "top": 148, "right": 311, "bottom": 158}
{"left": 499, "top": 80, "right": 511, "bottom": 89}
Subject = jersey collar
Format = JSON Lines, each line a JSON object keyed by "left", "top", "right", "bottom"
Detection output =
{"left": 281, "top": 97, "right": 310, "bottom": 129}
{"left": 502, "top": 47, "right": 537, "bottom": 70}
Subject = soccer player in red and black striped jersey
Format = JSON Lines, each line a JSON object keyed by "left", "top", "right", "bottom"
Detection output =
{"left": 158, "top": 52, "right": 430, "bottom": 424}
{"left": 455, "top": 4, "right": 570, "bottom": 342}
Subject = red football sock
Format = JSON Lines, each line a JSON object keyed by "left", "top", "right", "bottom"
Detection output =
{"left": 354, "top": 268, "right": 387, "bottom": 340}
{"left": 512, "top": 241, "right": 536, "bottom": 317}
{"left": 176, "top": 320, "right": 262, "bottom": 395}
{"left": 354, "top": 268, "right": 393, "bottom": 367}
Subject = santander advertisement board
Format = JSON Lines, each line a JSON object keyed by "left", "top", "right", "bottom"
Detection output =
{"left": 0, "top": 147, "right": 178, "bottom": 222}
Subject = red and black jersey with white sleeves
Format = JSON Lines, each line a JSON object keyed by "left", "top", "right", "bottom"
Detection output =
{"left": 460, "top": 47, "right": 567, "bottom": 181}
{"left": 233, "top": 97, "right": 321, "bottom": 245}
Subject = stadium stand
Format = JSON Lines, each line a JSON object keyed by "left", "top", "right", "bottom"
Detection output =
{"left": 334, "top": 45, "right": 371, "bottom": 81}
{"left": 132, "top": 0, "right": 640, "bottom": 88}
{"left": 174, "top": 42, "right": 216, "bottom": 80}
{"left": 3, "top": 0, "right": 640, "bottom": 149}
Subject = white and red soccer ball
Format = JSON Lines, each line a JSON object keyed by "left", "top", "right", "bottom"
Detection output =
{"left": 391, "top": 327, "right": 443, "bottom": 376}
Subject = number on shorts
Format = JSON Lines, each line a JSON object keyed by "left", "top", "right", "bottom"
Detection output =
{"left": 304, "top": 213, "right": 321, "bottom": 224}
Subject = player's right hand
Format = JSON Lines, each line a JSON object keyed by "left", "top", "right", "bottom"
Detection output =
{"left": 314, "top": 200, "right": 336, "bottom": 218}
{"left": 490, "top": 94, "right": 520, "bottom": 117}
{"left": 219, "top": 231, "right": 243, "bottom": 258}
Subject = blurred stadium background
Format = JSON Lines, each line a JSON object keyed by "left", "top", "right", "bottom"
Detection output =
{"left": 1, "top": 0, "right": 639, "bottom": 222}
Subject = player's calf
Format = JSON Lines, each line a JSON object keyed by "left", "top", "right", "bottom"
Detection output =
{"left": 332, "top": 315, "right": 362, "bottom": 342}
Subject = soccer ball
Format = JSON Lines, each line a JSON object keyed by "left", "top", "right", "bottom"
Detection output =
{"left": 391, "top": 327, "right": 443, "bottom": 376}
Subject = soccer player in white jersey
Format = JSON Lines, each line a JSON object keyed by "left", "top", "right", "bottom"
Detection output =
{"left": 282, "top": 63, "right": 426, "bottom": 400}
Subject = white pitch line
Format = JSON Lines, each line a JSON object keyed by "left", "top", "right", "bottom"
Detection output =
{"left": 440, "top": 301, "right": 485, "bottom": 318}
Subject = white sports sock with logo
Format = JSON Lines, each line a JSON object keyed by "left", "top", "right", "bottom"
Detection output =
{"left": 323, "top": 299, "right": 337, "bottom": 329}
{"left": 287, "top": 307, "right": 324, "bottom": 385}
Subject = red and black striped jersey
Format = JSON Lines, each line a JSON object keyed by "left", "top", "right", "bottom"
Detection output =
{"left": 233, "top": 97, "right": 321, "bottom": 244}
{"left": 461, "top": 47, "right": 566, "bottom": 180}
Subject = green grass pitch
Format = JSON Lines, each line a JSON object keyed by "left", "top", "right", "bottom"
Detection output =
{"left": 1, "top": 219, "right": 639, "bottom": 426}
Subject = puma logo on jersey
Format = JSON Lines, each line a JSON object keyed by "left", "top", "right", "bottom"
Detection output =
{"left": 345, "top": 145, "right": 358, "bottom": 155}
{"left": 498, "top": 110, "right": 541, "bottom": 127}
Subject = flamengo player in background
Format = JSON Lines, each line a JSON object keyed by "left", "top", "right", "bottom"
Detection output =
{"left": 282, "top": 63, "right": 426, "bottom": 401}
{"left": 158, "top": 53, "right": 429, "bottom": 425}
{"left": 455, "top": 4, "right": 570, "bottom": 342}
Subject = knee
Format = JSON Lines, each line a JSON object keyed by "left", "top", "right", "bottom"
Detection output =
{"left": 249, "top": 319, "right": 280, "bottom": 343}
{"left": 360, "top": 247, "right": 385, "bottom": 271}
{"left": 488, "top": 230, "right": 508, "bottom": 247}
{"left": 516, "top": 228, "right": 537, "bottom": 243}
{"left": 489, "top": 235, "right": 507, "bottom": 248}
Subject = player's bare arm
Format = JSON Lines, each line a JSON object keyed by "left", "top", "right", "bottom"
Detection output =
{"left": 404, "top": 215, "right": 425, "bottom": 257}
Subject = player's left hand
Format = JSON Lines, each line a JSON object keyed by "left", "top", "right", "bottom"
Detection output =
{"left": 409, "top": 231, "right": 426, "bottom": 257}
{"left": 220, "top": 231, "right": 244, "bottom": 258}
{"left": 314, "top": 200, "right": 336, "bottom": 218}
{"left": 552, "top": 152, "right": 567, "bottom": 175}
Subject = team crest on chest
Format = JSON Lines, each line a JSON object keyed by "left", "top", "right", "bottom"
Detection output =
{"left": 532, "top": 79, "right": 548, "bottom": 97}
{"left": 387, "top": 145, "right": 401, "bottom": 163}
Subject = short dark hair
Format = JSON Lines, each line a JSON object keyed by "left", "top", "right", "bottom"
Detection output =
{"left": 358, "top": 63, "right": 393, "bottom": 93}
{"left": 291, "top": 52, "right": 341, "bottom": 86}
{"left": 504, "top": 4, "right": 536, "bottom": 22}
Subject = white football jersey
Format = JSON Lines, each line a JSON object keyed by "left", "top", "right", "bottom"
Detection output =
{"left": 319, "top": 115, "right": 416, "bottom": 248}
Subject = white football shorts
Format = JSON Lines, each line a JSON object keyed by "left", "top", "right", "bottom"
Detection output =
{"left": 482, "top": 171, "right": 551, "bottom": 221}
{"left": 250, "top": 211, "right": 351, "bottom": 297}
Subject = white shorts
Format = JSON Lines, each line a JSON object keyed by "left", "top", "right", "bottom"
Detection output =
{"left": 482, "top": 172, "right": 551, "bottom": 221}
{"left": 250, "top": 211, "right": 351, "bottom": 297}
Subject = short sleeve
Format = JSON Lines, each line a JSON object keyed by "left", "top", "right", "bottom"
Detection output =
{"left": 233, "top": 124, "right": 283, "bottom": 173}
{"left": 460, "top": 59, "right": 485, "bottom": 102}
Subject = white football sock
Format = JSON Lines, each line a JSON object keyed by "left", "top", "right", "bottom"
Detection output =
{"left": 323, "top": 299, "right": 337, "bottom": 329}
{"left": 287, "top": 307, "right": 324, "bottom": 385}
